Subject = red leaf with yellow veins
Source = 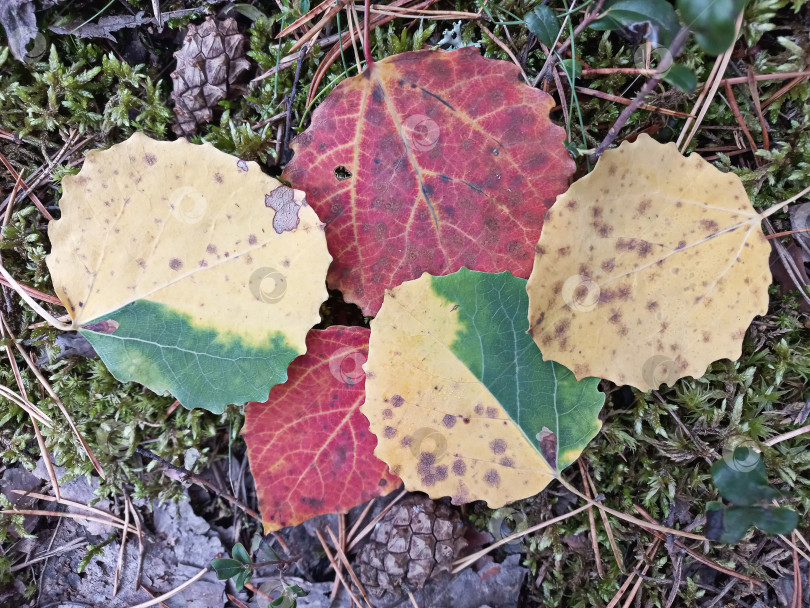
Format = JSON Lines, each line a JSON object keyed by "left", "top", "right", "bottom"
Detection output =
{"left": 243, "top": 326, "right": 399, "bottom": 532}
{"left": 282, "top": 47, "right": 575, "bottom": 314}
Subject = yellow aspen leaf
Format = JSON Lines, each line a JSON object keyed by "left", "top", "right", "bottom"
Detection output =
{"left": 527, "top": 135, "right": 771, "bottom": 391}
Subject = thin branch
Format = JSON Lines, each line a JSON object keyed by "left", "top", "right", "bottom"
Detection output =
{"left": 591, "top": 26, "right": 691, "bottom": 161}
{"left": 135, "top": 446, "right": 262, "bottom": 522}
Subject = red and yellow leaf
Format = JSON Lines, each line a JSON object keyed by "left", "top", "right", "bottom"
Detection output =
{"left": 283, "top": 48, "right": 575, "bottom": 314}
{"left": 243, "top": 326, "right": 399, "bottom": 532}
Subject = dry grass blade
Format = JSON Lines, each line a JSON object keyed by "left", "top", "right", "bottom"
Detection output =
{"left": 1, "top": 315, "right": 106, "bottom": 478}
{"left": 347, "top": 488, "right": 407, "bottom": 551}
{"left": 578, "top": 459, "right": 604, "bottom": 577}
{"left": 9, "top": 537, "right": 86, "bottom": 572}
{"left": 10, "top": 490, "right": 130, "bottom": 527}
{"left": 0, "top": 315, "right": 61, "bottom": 499}
{"left": 287, "top": 0, "right": 347, "bottom": 54}
{"left": 479, "top": 23, "right": 529, "bottom": 83}
{"left": 1, "top": 509, "right": 137, "bottom": 533}
{"left": 127, "top": 567, "right": 209, "bottom": 608}
{"left": 585, "top": 468, "right": 623, "bottom": 571}
{"left": 277, "top": 0, "right": 336, "bottom": 37}
{"left": 452, "top": 504, "right": 592, "bottom": 574}
{"left": 0, "top": 262, "right": 71, "bottom": 329}
{"left": 745, "top": 67, "right": 769, "bottom": 150}
{"left": 763, "top": 423, "right": 810, "bottom": 446}
{"left": 724, "top": 81, "right": 760, "bottom": 164}
{"left": 315, "top": 529, "right": 366, "bottom": 607}
{"left": 678, "top": 15, "right": 742, "bottom": 152}
{"left": 126, "top": 488, "right": 145, "bottom": 590}
{"left": 113, "top": 495, "right": 131, "bottom": 596}
{"left": 574, "top": 85, "right": 696, "bottom": 118}
{"left": 0, "top": 149, "right": 54, "bottom": 220}
{"left": 326, "top": 526, "right": 373, "bottom": 607}
{"left": 0, "top": 384, "right": 54, "bottom": 426}
{"left": 557, "top": 477, "right": 707, "bottom": 541}
{"left": 632, "top": 504, "right": 762, "bottom": 586}
{"left": 606, "top": 539, "right": 660, "bottom": 608}
{"left": 0, "top": 276, "right": 63, "bottom": 304}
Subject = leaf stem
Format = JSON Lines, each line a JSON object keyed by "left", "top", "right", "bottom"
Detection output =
{"left": 759, "top": 183, "right": 810, "bottom": 219}
{"left": 555, "top": 474, "right": 707, "bottom": 541}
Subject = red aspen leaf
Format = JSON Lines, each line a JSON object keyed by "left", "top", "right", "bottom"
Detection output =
{"left": 243, "top": 326, "right": 399, "bottom": 532}
{"left": 282, "top": 47, "right": 575, "bottom": 315}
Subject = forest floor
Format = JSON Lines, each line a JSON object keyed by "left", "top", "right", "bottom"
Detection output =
{"left": 1, "top": 0, "right": 810, "bottom": 607}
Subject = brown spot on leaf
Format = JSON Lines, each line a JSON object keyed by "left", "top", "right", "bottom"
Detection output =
{"left": 483, "top": 470, "right": 500, "bottom": 486}
{"left": 442, "top": 414, "right": 457, "bottom": 428}
{"left": 490, "top": 439, "right": 506, "bottom": 454}
{"left": 169, "top": 258, "right": 182, "bottom": 270}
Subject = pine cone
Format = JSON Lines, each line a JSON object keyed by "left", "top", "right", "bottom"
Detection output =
{"left": 356, "top": 494, "right": 467, "bottom": 598}
{"left": 170, "top": 17, "right": 251, "bottom": 137}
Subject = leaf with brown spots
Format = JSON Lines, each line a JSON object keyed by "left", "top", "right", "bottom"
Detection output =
{"left": 361, "top": 269, "right": 604, "bottom": 506}
{"left": 282, "top": 47, "right": 575, "bottom": 315}
{"left": 46, "top": 133, "right": 331, "bottom": 413}
{"left": 243, "top": 327, "right": 399, "bottom": 532}
{"left": 527, "top": 135, "right": 771, "bottom": 391}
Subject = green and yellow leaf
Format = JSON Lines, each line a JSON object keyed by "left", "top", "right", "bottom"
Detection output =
{"left": 46, "top": 133, "right": 331, "bottom": 413}
{"left": 362, "top": 268, "right": 605, "bottom": 506}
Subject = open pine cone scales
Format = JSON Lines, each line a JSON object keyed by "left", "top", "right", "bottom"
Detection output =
{"left": 356, "top": 494, "right": 467, "bottom": 598}
{"left": 170, "top": 17, "right": 251, "bottom": 137}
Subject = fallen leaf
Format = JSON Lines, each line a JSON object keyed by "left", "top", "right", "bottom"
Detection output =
{"left": 283, "top": 47, "right": 575, "bottom": 315}
{"left": 243, "top": 326, "right": 399, "bottom": 532}
{"left": 362, "top": 269, "right": 604, "bottom": 506}
{"left": 0, "top": 0, "right": 42, "bottom": 62}
{"left": 527, "top": 134, "right": 771, "bottom": 391}
{"left": 46, "top": 132, "right": 331, "bottom": 413}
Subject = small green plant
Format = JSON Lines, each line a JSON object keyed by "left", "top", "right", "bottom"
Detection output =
{"left": 705, "top": 446, "right": 799, "bottom": 543}
{"left": 211, "top": 542, "right": 254, "bottom": 591}
{"left": 211, "top": 542, "right": 307, "bottom": 606}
